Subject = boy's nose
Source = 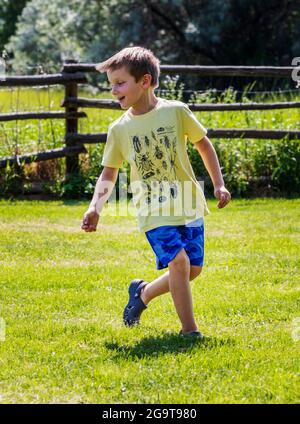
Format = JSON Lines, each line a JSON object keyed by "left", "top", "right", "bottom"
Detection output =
{"left": 111, "top": 86, "right": 119, "bottom": 96}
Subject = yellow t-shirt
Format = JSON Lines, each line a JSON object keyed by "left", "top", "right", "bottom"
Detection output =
{"left": 101, "top": 97, "right": 210, "bottom": 232}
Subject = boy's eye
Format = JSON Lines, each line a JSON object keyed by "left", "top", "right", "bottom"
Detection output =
{"left": 110, "top": 82, "right": 125, "bottom": 88}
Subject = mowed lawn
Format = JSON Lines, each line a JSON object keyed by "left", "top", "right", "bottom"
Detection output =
{"left": 0, "top": 198, "right": 299, "bottom": 404}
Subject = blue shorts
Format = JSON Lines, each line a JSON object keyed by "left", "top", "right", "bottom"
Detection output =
{"left": 145, "top": 218, "right": 204, "bottom": 270}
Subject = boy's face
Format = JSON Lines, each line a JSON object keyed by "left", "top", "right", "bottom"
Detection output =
{"left": 107, "top": 66, "right": 150, "bottom": 109}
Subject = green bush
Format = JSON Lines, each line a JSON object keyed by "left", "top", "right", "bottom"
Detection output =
{"left": 0, "top": 162, "right": 25, "bottom": 197}
{"left": 188, "top": 137, "right": 300, "bottom": 198}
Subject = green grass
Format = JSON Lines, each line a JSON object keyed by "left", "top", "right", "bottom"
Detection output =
{"left": 0, "top": 198, "right": 299, "bottom": 403}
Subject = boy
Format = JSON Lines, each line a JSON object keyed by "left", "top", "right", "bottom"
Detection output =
{"left": 81, "top": 46, "right": 231, "bottom": 338}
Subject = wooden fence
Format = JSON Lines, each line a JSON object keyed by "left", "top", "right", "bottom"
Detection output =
{"left": 0, "top": 63, "right": 299, "bottom": 175}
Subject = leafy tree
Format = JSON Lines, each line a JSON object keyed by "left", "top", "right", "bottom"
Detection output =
{"left": 5, "top": 0, "right": 97, "bottom": 72}
{"left": 4, "top": 0, "right": 300, "bottom": 75}
{"left": 0, "top": 0, "right": 28, "bottom": 52}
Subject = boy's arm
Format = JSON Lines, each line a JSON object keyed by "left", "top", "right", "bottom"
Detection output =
{"left": 194, "top": 136, "right": 231, "bottom": 208}
{"left": 89, "top": 166, "right": 119, "bottom": 213}
{"left": 81, "top": 166, "right": 119, "bottom": 232}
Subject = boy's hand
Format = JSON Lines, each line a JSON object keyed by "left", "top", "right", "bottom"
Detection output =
{"left": 81, "top": 207, "right": 99, "bottom": 232}
{"left": 214, "top": 185, "right": 231, "bottom": 208}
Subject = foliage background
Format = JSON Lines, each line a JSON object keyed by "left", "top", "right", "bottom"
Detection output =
{"left": 2, "top": 0, "right": 300, "bottom": 76}
{"left": 0, "top": 0, "right": 299, "bottom": 198}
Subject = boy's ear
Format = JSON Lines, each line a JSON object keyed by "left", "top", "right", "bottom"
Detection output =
{"left": 142, "top": 73, "right": 152, "bottom": 87}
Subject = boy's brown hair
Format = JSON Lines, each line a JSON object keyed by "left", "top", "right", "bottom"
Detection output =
{"left": 95, "top": 46, "right": 160, "bottom": 89}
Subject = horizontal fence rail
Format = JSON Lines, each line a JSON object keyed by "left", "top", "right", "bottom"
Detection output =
{"left": 0, "top": 72, "right": 87, "bottom": 87}
{"left": 0, "top": 111, "right": 87, "bottom": 122}
{"left": 64, "top": 129, "right": 300, "bottom": 145}
{"left": 62, "top": 97, "right": 300, "bottom": 111}
{"left": 2, "top": 128, "right": 299, "bottom": 169}
{"left": 62, "top": 64, "right": 296, "bottom": 78}
{"left": 0, "top": 145, "right": 87, "bottom": 169}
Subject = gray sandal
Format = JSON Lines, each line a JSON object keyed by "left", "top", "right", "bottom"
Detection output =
{"left": 179, "top": 330, "right": 204, "bottom": 339}
{"left": 123, "top": 279, "right": 148, "bottom": 327}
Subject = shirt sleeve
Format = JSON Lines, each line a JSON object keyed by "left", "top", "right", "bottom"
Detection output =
{"left": 181, "top": 103, "right": 207, "bottom": 144}
{"left": 101, "top": 124, "right": 124, "bottom": 168}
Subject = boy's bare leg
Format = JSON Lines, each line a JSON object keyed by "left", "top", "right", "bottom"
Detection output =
{"left": 168, "top": 248, "right": 198, "bottom": 333}
{"left": 141, "top": 249, "right": 199, "bottom": 332}
{"left": 140, "top": 272, "right": 170, "bottom": 305}
{"left": 140, "top": 266, "right": 202, "bottom": 305}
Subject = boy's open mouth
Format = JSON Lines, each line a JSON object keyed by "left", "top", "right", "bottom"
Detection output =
{"left": 118, "top": 96, "right": 125, "bottom": 102}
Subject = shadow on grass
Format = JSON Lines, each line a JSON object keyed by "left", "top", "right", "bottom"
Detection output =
{"left": 105, "top": 332, "right": 235, "bottom": 359}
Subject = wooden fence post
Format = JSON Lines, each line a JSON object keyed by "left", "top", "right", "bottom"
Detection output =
{"left": 63, "top": 59, "right": 80, "bottom": 179}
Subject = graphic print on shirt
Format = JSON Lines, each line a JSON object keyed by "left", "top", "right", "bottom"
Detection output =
{"left": 131, "top": 126, "right": 180, "bottom": 204}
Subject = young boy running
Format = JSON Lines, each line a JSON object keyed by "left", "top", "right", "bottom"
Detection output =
{"left": 81, "top": 46, "right": 231, "bottom": 338}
